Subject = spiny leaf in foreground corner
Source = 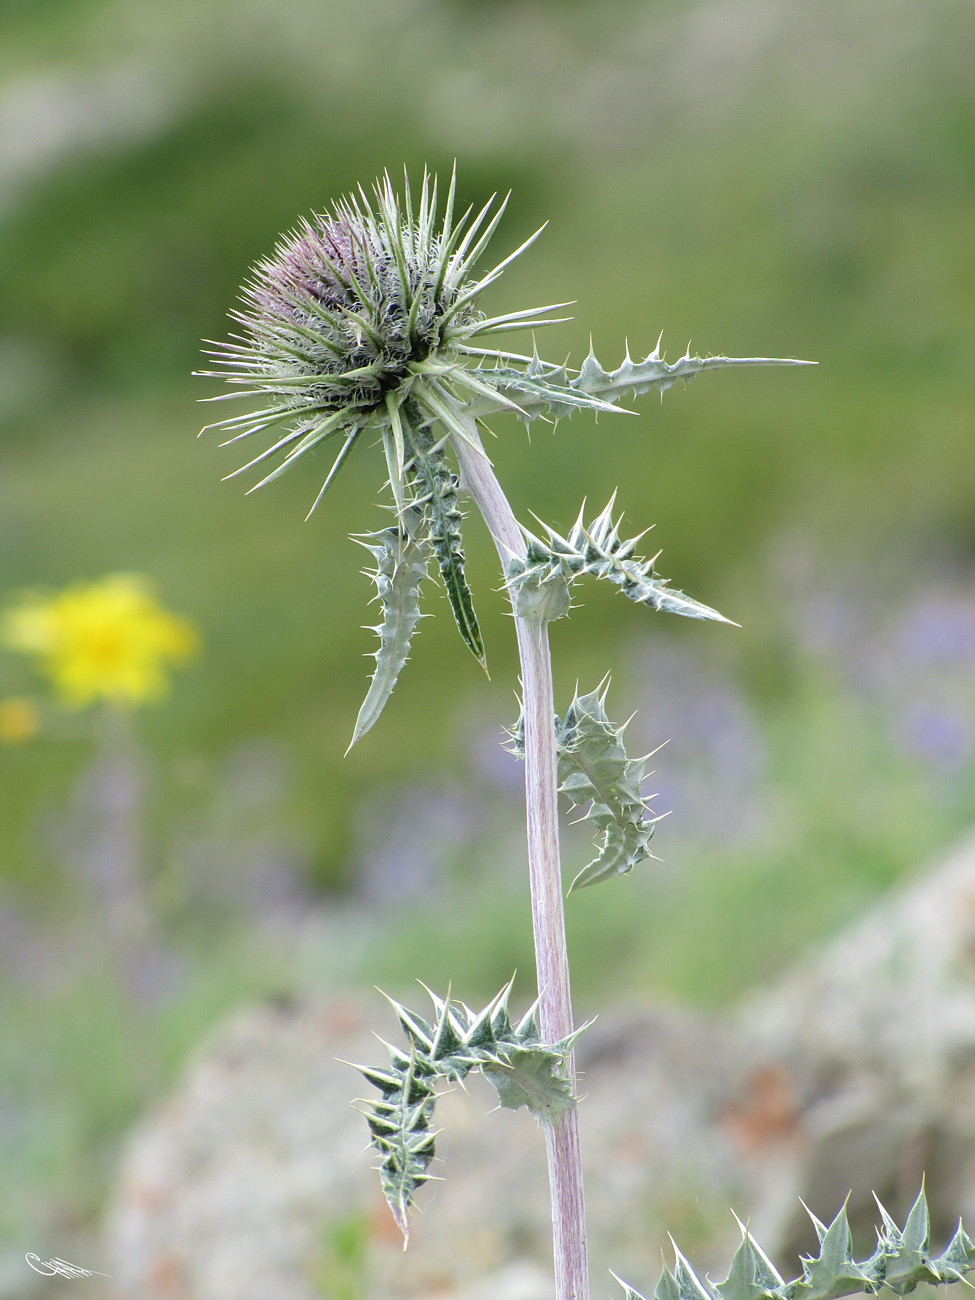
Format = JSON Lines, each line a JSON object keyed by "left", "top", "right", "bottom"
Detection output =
{"left": 613, "top": 1188, "right": 975, "bottom": 1300}
{"left": 508, "top": 681, "right": 663, "bottom": 892}
{"left": 401, "top": 406, "right": 487, "bottom": 671}
{"left": 348, "top": 507, "right": 432, "bottom": 749}
{"left": 506, "top": 493, "right": 735, "bottom": 626}
{"left": 350, "top": 978, "right": 587, "bottom": 1239}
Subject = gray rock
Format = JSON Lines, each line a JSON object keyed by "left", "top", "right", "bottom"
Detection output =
{"left": 739, "top": 829, "right": 975, "bottom": 1263}
{"left": 105, "top": 994, "right": 754, "bottom": 1300}
{"left": 105, "top": 831, "right": 975, "bottom": 1299}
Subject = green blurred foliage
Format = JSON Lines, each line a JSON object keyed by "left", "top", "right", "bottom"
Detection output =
{"left": 0, "top": 0, "right": 974, "bottom": 1252}
{"left": 311, "top": 1211, "right": 371, "bottom": 1300}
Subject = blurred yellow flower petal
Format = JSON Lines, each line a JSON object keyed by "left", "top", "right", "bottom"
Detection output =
{"left": 0, "top": 696, "right": 41, "bottom": 743}
{"left": 0, "top": 575, "right": 199, "bottom": 709}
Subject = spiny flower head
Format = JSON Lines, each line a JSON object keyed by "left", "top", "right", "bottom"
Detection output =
{"left": 249, "top": 197, "right": 480, "bottom": 409}
{"left": 0, "top": 575, "right": 198, "bottom": 709}
{"left": 200, "top": 167, "right": 572, "bottom": 516}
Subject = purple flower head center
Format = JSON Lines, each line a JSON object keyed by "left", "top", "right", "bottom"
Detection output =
{"left": 268, "top": 216, "right": 378, "bottom": 316}
{"left": 239, "top": 206, "right": 478, "bottom": 417}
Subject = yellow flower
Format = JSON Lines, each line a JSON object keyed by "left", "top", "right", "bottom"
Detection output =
{"left": 0, "top": 696, "right": 41, "bottom": 743}
{"left": 0, "top": 575, "right": 198, "bottom": 708}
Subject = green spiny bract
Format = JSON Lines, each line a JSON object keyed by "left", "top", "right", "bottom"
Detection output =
{"left": 506, "top": 493, "right": 733, "bottom": 626}
{"left": 614, "top": 1189, "right": 975, "bottom": 1300}
{"left": 353, "top": 978, "right": 588, "bottom": 1239}
{"left": 510, "top": 681, "right": 662, "bottom": 891}
{"left": 349, "top": 507, "right": 431, "bottom": 747}
{"left": 201, "top": 167, "right": 806, "bottom": 732}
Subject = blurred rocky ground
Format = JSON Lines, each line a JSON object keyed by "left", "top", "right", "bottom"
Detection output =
{"left": 103, "top": 829, "right": 975, "bottom": 1300}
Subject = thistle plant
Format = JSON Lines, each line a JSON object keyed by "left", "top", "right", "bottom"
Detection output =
{"left": 197, "top": 169, "right": 975, "bottom": 1300}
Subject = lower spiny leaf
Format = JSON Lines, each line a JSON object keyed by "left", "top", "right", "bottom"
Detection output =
{"left": 352, "top": 977, "right": 588, "bottom": 1239}
{"left": 613, "top": 1188, "right": 975, "bottom": 1300}
{"left": 401, "top": 403, "right": 487, "bottom": 671}
{"left": 362, "top": 1052, "right": 437, "bottom": 1241}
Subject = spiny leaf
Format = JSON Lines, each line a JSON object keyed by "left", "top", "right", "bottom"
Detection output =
{"left": 576, "top": 339, "right": 813, "bottom": 407}
{"left": 795, "top": 1202, "right": 879, "bottom": 1300}
{"left": 401, "top": 405, "right": 487, "bottom": 671}
{"left": 652, "top": 1269, "right": 683, "bottom": 1300}
{"left": 359, "top": 1047, "right": 437, "bottom": 1245}
{"left": 898, "top": 1187, "right": 930, "bottom": 1256}
{"left": 479, "top": 1012, "right": 588, "bottom": 1121}
{"left": 559, "top": 683, "right": 662, "bottom": 891}
{"left": 455, "top": 361, "right": 629, "bottom": 423}
{"left": 508, "top": 681, "right": 661, "bottom": 892}
{"left": 459, "top": 339, "right": 813, "bottom": 425}
{"left": 617, "top": 1190, "right": 975, "bottom": 1300}
{"left": 506, "top": 494, "right": 735, "bottom": 627}
{"left": 937, "top": 1222, "right": 975, "bottom": 1283}
{"left": 878, "top": 1188, "right": 941, "bottom": 1295}
{"left": 611, "top": 1275, "right": 653, "bottom": 1300}
{"left": 716, "top": 1225, "right": 785, "bottom": 1300}
{"left": 673, "top": 1246, "right": 717, "bottom": 1300}
{"left": 481, "top": 1046, "right": 578, "bottom": 1121}
{"left": 352, "top": 979, "right": 586, "bottom": 1240}
{"left": 348, "top": 508, "right": 432, "bottom": 749}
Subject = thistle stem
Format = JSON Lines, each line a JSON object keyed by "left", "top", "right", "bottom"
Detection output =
{"left": 452, "top": 422, "right": 590, "bottom": 1300}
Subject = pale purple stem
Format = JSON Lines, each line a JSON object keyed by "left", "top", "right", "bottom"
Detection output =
{"left": 453, "top": 426, "right": 590, "bottom": 1300}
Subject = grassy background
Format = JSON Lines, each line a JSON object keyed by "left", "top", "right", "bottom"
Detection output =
{"left": 0, "top": 0, "right": 974, "bottom": 1263}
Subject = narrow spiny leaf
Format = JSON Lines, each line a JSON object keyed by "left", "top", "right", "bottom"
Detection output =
{"left": 348, "top": 508, "right": 431, "bottom": 748}
{"left": 352, "top": 1045, "right": 436, "bottom": 1244}
{"left": 506, "top": 497, "right": 734, "bottom": 627}
{"left": 796, "top": 1202, "right": 878, "bottom": 1300}
{"left": 559, "top": 684, "right": 660, "bottom": 891}
{"left": 401, "top": 404, "right": 487, "bottom": 670}
{"left": 460, "top": 344, "right": 813, "bottom": 426}
{"left": 508, "top": 682, "right": 661, "bottom": 891}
